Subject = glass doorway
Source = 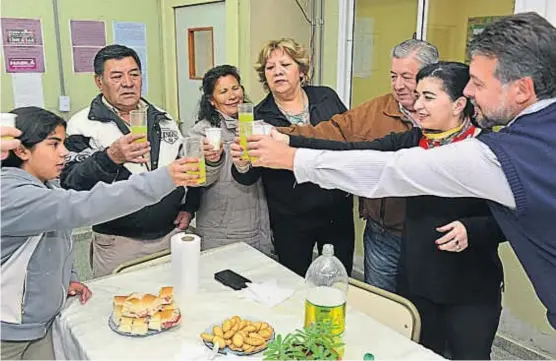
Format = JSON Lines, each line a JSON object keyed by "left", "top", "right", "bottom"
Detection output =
{"left": 350, "top": 0, "right": 419, "bottom": 107}
{"left": 349, "top": 0, "right": 515, "bottom": 107}
{"left": 426, "top": 0, "right": 515, "bottom": 62}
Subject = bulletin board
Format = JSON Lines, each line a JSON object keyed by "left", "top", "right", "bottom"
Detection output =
{"left": 465, "top": 16, "right": 505, "bottom": 63}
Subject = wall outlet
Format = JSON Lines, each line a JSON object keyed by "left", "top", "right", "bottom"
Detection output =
{"left": 59, "top": 96, "right": 70, "bottom": 112}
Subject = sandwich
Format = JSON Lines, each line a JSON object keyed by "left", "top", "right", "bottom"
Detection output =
{"left": 141, "top": 294, "right": 164, "bottom": 316}
{"left": 113, "top": 305, "right": 123, "bottom": 325}
{"left": 148, "top": 312, "right": 162, "bottom": 331}
{"left": 159, "top": 309, "right": 181, "bottom": 329}
{"left": 158, "top": 287, "right": 173, "bottom": 305}
{"left": 161, "top": 302, "right": 177, "bottom": 312}
{"left": 118, "top": 316, "right": 133, "bottom": 333}
{"left": 126, "top": 292, "right": 142, "bottom": 302}
{"left": 113, "top": 295, "right": 127, "bottom": 307}
{"left": 122, "top": 297, "right": 148, "bottom": 318}
{"left": 131, "top": 317, "right": 148, "bottom": 335}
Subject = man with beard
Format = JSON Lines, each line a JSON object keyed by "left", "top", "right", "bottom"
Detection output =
{"left": 247, "top": 12, "right": 556, "bottom": 329}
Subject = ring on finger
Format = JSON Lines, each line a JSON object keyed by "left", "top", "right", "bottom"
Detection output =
{"left": 456, "top": 244, "right": 461, "bottom": 251}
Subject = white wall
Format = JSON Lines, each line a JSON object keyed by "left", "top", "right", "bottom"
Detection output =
{"left": 514, "top": 0, "right": 556, "bottom": 24}
{"left": 248, "top": 0, "right": 312, "bottom": 103}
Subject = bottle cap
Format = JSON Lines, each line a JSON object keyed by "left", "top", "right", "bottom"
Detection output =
{"left": 322, "top": 244, "right": 334, "bottom": 256}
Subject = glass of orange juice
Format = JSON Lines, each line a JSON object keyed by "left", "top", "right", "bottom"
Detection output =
{"left": 238, "top": 103, "right": 254, "bottom": 161}
{"left": 130, "top": 110, "right": 147, "bottom": 143}
{"left": 1, "top": 113, "right": 17, "bottom": 140}
{"left": 182, "top": 137, "right": 206, "bottom": 185}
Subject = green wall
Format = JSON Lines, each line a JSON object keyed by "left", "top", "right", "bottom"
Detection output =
{"left": 0, "top": 0, "right": 164, "bottom": 117}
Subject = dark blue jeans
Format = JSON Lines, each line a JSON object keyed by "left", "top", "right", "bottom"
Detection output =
{"left": 363, "top": 219, "right": 402, "bottom": 293}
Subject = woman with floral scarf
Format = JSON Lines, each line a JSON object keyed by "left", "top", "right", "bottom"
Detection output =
{"left": 271, "top": 61, "right": 505, "bottom": 360}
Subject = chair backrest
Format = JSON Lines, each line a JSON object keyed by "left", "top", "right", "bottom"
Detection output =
{"left": 112, "top": 249, "right": 171, "bottom": 274}
{"left": 347, "top": 278, "right": 421, "bottom": 342}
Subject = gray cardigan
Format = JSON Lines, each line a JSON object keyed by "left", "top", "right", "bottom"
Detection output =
{"left": 187, "top": 115, "right": 272, "bottom": 254}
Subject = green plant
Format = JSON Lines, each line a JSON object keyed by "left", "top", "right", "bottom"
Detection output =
{"left": 263, "top": 321, "right": 344, "bottom": 360}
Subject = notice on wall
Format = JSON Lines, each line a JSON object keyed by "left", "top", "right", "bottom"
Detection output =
{"left": 12, "top": 73, "right": 44, "bottom": 108}
{"left": 113, "top": 21, "right": 148, "bottom": 95}
{"left": 70, "top": 20, "right": 106, "bottom": 73}
{"left": 353, "top": 17, "right": 375, "bottom": 78}
{"left": 1, "top": 18, "right": 45, "bottom": 73}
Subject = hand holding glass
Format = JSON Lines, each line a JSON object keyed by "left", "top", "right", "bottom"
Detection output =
{"left": 182, "top": 137, "right": 206, "bottom": 185}
{"left": 0, "top": 113, "right": 17, "bottom": 140}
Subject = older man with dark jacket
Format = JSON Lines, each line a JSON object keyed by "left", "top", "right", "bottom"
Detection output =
{"left": 61, "top": 45, "right": 197, "bottom": 277}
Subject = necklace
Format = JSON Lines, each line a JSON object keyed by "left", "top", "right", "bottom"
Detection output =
{"left": 276, "top": 90, "right": 309, "bottom": 125}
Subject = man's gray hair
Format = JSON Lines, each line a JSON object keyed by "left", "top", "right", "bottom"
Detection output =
{"left": 391, "top": 39, "right": 439, "bottom": 68}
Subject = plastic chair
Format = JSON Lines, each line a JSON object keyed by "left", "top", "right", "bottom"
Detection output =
{"left": 112, "top": 248, "right": 171, "bottom": 274}
{"left": 347, "top": 278, "right": 421, "bottom": 342}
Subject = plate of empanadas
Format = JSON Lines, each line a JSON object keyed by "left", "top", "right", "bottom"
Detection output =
{"left": 200, "top": 316, "right": 274, "bottom": 355}
{"left": 108, "top": 286, "right": 181, "bottom": 337}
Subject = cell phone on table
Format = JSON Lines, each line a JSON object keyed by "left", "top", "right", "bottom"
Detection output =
{"left": 214, "top": 269, "right": 251, "bottom": 290}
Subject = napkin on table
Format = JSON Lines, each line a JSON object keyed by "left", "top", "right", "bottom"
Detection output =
{"left": 239, "top": 279, "right": 294, "bottom": 308}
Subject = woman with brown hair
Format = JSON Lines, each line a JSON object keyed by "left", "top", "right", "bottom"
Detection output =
{"left": 185, "top": 65, "right": 272, "bottom": 254}
{"left": 230, "top": 38, "right": 354, "bottom": 277}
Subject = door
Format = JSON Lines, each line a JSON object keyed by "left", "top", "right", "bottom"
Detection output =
{"left": 175, "top": 1, "right": 226, "bottom": 132}
{"left": 350, "top": 0, "right": 420, "bottom": 107}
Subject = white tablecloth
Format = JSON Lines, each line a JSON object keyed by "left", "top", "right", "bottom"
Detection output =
{"left": 53, "top": 242, "right": 444, "bottom": 360}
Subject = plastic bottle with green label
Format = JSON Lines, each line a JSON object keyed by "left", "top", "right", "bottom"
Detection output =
{"left": 304, "top": 244, "right": 349, "bottom": 358}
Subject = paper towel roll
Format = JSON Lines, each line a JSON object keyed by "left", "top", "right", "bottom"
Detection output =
{"left": 171, "top": 233, "right": 201, "bottom": 302}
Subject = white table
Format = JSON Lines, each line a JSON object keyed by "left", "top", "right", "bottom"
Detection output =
{"left": 53, "top": 242, "right": 443, "bottom": 360}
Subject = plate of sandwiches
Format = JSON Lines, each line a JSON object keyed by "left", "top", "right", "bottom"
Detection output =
{"left": 108, "top": 286, "right": 181, "bottom": 337}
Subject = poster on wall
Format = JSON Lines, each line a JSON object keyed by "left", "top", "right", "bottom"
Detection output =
{"left": 11, "top": 73, "right": 44, "bottom": 108}
{"left": 465, "top": 16, "right": 504, "bottom": 63}
{"left": 70, "top": 20, "right": 106, "bottom": 73}
{"left": 1, "top": 18, "right": 45, "bottom": 73}
{"left": 113, "top": 21, "right": 148, "bottom": 95}
{"left": 353, "top": 17, "right": 375, "bottom": 78}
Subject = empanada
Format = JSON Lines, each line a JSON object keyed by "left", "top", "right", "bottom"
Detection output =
{"left": 213, "top": 326, "right": 224, "bottom": 338}
{"left": 200, "top": 332, "right": 214, "bottom": 342}
{"left": 232, "top": 333, "right": 244, "bottom": 347}
{"left": 212, "top": 336, "right": 226, "bottom": 349}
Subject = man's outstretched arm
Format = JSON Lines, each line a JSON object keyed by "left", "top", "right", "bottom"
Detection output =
{"left": 293, "top": 138, "right": 516, "bottom": 209}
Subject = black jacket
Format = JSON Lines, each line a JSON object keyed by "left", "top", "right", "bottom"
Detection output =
{"left": 232, "top": 86, "right": 353, "bottom": 228}
{"left": 61, "top": 95, "right": 196, "bottom": 240}
{"left": 289, "top": 128, "right": 505, "bottom": 304}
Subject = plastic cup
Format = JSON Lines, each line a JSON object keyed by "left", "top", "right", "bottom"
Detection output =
{"left": 253, "top": 121, "right": 265, "bottom": 135}
{"left": 130, "top": 110, "right": 147, "bottom": 143}
{"left": 238, "top": 103, "right": 254, "bottom": 160}
{"left": 205, "top": 127, "right": 221, "bottom": 150}
{"left": 182, "top": 137, "right": 206, "bottom": 185}
{"left": 1, "top": 113, "right": 17, "bottom": 140}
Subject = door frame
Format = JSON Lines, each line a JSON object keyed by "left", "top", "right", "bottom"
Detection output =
{"left": 161, "top": 0, "right": 235, "bottom": 120}
{"left": 336, "top": 0, "right": 550, "bottom": 108}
